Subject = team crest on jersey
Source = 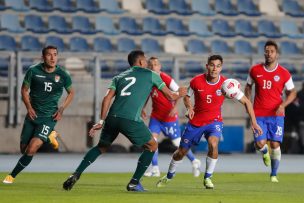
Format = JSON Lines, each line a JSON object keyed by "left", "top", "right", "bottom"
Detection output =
{"left": 274, "top": 75, "right": 280, "bottom": 82}
{"left": 55, "top": 75, "right": 60, "bottom": 82}
{"left": 216, "top": 89, "right": 222, "bottom": 96}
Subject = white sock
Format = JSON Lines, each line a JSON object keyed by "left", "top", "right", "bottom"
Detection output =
{"left": 258, "top": 144, "right": 269, "bottom": 154}
{"left": 205, "top": 156, "right": 218, "bottom": 175}
{"left": 168, "top": 158, "right": 183, "bottom": 174}
{"left": 271, "top": 147, "right": 281, "bottom": 160}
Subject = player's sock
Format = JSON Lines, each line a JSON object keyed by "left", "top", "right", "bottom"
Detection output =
{"left": 167, "top": 158, "right": 183, "bottom": 179}
{"left": 258, "top": 144, "right": 269, "bottom": 154}
{"left": 151, "top": 149, "right": 158, "bottom": 166}
{"left": 131, "top": 150, "right": 155, "bottom": 183}
{"left": 75, "top": 146, "right": 101, "bottom": 174}
{"left": 270, "top": 147, "right": 281, "bottom": 176}
{"left": 204, "top": 156, "right": 217, "bottom": 179}
{"left": 10, "top": 154, "right": 33, "bottom": 178}
{"left": 186, "top": 149, "right": 195, "bottom": 162}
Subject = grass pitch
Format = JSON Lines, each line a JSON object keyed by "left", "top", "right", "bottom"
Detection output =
{"left": 0, "top": 173, "right": 303, "bottom": 203}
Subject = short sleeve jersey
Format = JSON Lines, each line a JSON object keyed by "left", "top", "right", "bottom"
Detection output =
{"left": 23, "top": 63, "right": 72, "bottom": 117}
{"left": 108, "top": 66, "right": 165, "bottom": 122}
{"left": 247, "top": 63, "right": 294, "bottom": 116}
{"left": 150, "top": 72, "right": 179, "bottom": 122}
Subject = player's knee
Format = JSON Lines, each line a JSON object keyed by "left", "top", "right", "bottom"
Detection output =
{"left": 173, "top": 148, "right": 187, "bottom": 160}
{"left": 150, "top": 139, "right": 158, "bottom": 152}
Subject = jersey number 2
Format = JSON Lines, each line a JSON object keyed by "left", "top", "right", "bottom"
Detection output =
{"left": 121, "top": 77, "right": 136, "bottom": 96}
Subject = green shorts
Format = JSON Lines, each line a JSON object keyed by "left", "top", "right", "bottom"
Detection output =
{"left": 99, "top": 116, "right": 152, "bottom": 147}
{"left": 20, "top": 115, "right": 57, "bottom": 145}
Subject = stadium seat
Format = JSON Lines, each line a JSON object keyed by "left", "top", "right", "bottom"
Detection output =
{"left": 237, "top": 0, "right": 261, "bottom": 16}
{"left": 234, "top": 40, "right": 254, "bottom": 55}
{"left": 29, "top": 0, "right": 53, "bottom": 12}
{"left": 143, "top": 17, "right": 166, "bottom": 36}
{"left": 164, "top": 37, "right": 186, "bottom": 54}
{"left": 215, "top": 0, "right": 238, "bottom": 16}
{"left": 280, "top": 41, "right": 302, "bottom": 55}
{"left": 235, "top": 19, "right": 259, "bottom": 38}
{"left": 189, "top": 18, "right": 212, "bottom": 37}
{"left": 257, "top": 41, "right": 266, "bottom": 54}
{"left": 53, "top": 0, "right": 76, "bottom": 12}
{"left": 69, "top": 37, "right": 90, "bottom": 52}
{"left": 45, "top": 36, "right": 66, "bottom": 51}
{"left": 93, "top": 37, "right": 113, "bottom": 53}
{"left": 114, "top": 60, "right": 130, "bottom": 71}
{"left": 0, "top": 57, "right": 9, "bottom": 77}
{"left": 166, "top": 18, "right": 190, "bottom": 36}
{"left": 122, "top": 0, "right": 147, "bottom": 14}
{"left": 72, "top": 16, "right": 96, "bottom": 34}
{"left": 212, "top": 19, "right": 236, "bottom": 37}
{"left": 0, "top": 35, "right": 17, "bottom": 51}
{"left": 187, "top": 39, "right": 209, "bottom": 54}
{"left": 49, "top": 15, "right": 73, "bottom": 34}
{"left": 24, "top": 15, "right": 48, "bottom": 33}
{"left": 258, "top": 20, "right": 282, "bottom": 38}
{"left": 76, "top": 0, "right": 100, "bottom": 13}
{"left": 191, "top": 0, "right": 216, "bottom": 16}
{"left": 160, "top": 60, "right": 173, "bottom": 73}
{"left": 282, "top": 0, "right": 304, "bottom": 17}
{"left": 117, "top": 38, "right": 136, "bottom": 52}
{"left": 168, "top": 0, "right": 192, "bottom": 15}
{"left": 5, "top": 0, "right": 30, "bottom": 11}
{"left": 98, "top": 0, "right": 124, "bottom": 14}
{"left": 259, "top": 0, "right": 284, "bottom": 16}
{"left": 185, "top": 61, "right": 204, "bottom": 74}
{"left": 0, "top": 13, "right": 25, "bottom": 33}
{"left": 21, "top": 35, "right": 42, "bottom": 51}
{"left": 141, "top": 38, "right": 162, "bottom": 53}
{"left": 146, "top": 0, "right": 170, "bottom": 15}
{"left": 280, "top": 62, "right": 298, "bottom": 74}
{"left": 280, "top": 19, "right": 304, "bottom": 39}
{"left": 95, "top": 16, "right": 119, "bottom": 35}
{"left": 211, "top": 40, "right": 230, "bottom": 54}
{"left": 119, "top": 17, "right": 143, "bottom": 35}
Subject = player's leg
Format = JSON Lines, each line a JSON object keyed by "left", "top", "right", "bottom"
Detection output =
{"left": 254, "top": 117, "right": 270, "bottom": 166}
{"left": 19, "top": 116, "right": 35, "bottom": 154}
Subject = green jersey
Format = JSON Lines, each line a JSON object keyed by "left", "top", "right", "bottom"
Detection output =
{"left": 108, "top": 66, "right": 165, "bottom": 122}
{"left": 23, "top": 63, "right": 72, "bottom": 117}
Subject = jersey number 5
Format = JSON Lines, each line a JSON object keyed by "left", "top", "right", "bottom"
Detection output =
{"left": 121, "top": 77, "right": 136, "bottom": 96}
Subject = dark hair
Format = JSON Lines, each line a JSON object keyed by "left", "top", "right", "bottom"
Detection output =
{"left": 42, "top": 45, "right": 58, "bottom": 56}
{"left": 207, "top": 55, "right": 223, "bottom": 64}
{"left": 264, "top": 40, "right": 278, "bottom": 52}
{"left": 127, "top": 50, "right": 145, "bottom": 66}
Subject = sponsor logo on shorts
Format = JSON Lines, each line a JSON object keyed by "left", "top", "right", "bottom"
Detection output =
{"left": 183, "top": 139, "right": 189, "bottom": 143}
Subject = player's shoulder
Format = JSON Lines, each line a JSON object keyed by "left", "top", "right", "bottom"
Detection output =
{"left": 191, "top": 73, "right": 205, "bottom": 82}
{"left": 56, "top": 65, "right": 71, "bottom": 76}
{"left": 27, "top": 62, "right": 42, "bottom": 71}
{"left": 277, "top": 64, "right": 292, "bottom": 74}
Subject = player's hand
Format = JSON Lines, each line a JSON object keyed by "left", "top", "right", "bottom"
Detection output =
{"left": 89, "top": 123, "right": 103, "bottom": 137}
{"left": 178, "top": 87, "right": 187, "bottom": 97}
{"left": 52, "top": 107, "right": 64, "bottom": 121}
{"left": 27, "top": 107, "right": 37, "bottom": 120}
{"left": 252, "top": 123, "right": 263, "bottom": 136}
{"left": 185, "top": 108, "right": 194, "bottom": 120}
{"left": 168, "top": 107, "right": 177, "bottom": 117}
{"left": 275, "top": 105, "right": 285, "bottom": 116}
{"left": 141, "top": 109, "right": 147, "bottom": 120}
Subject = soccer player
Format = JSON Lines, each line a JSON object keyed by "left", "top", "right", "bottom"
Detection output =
{"left": 62, "top": 50, "right": 187, "bottom": 192}
{"left": 244, "top": 40, "right": 296, "bottom": 183}
{"left": 157, "top": 55, "right": 263, "bottom": 189}
{"left": 143, "top": 57, "right": 201, "bottom": 178}
{"left": 3, "top": 46, "right": 74, "bottom": 184}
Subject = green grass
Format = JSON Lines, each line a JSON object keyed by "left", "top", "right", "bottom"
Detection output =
{"left": 0, "top": 173, "right": 303, "bottom": 203}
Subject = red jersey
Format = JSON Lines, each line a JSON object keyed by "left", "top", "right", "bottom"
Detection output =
{"left": 188, "top": 73, "right": 227, "bottom": 126}
{"left": 150, "top": 72, "right": 179, "bottom": 122}
{"left": 247, "top": 63, "right": 294, "bottom": 117}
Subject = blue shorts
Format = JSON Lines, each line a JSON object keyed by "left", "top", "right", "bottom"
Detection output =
{"left": 254, "top": 116, "right": 284, "bottom": 143}
{"left": 180, "top": 121, "right": 223, "bottom": 149}
{"left": 148, "top": 117, "right": 180, "bottom": 140}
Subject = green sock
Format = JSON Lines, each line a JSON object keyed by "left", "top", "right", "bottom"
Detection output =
{"left": 131, "top": 150, "right": 155, "bottom": 183}
{"left": 75, "top": 146, "right": 101, "bottom": 174}
{"left": 10, "top": 154, "right": 33, "bottom": 178}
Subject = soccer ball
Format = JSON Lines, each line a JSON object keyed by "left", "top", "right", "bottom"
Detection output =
{"left": 221, "top": 78, "right": 241, "bottom": 99}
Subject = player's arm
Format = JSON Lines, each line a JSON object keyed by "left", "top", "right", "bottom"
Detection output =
{"left": 183, "top": 86, "right": 194, "bottom": 119}
{"left": 53, "top": 87, "right": 75, "bottom": 121}
{"left": 168, "top": 79, "right": 180, "bottom": 117}
{"left": 141, "top": 96, "right": 150, "bottom": 120}
{"left": 276, "top": 88, "right": 297, "bottom": 116}
{"left": 160, "top": 85, "right": 187, "bottom": 101}
{"left": 244, "top": 71, "right": 254, "bottom": 101}
{"left": 21, "top": 84, "right": 36, "bottom": 120}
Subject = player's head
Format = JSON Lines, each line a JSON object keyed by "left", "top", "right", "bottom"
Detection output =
{"left": 206, "top": 55, "right": 223, "bottom": 79}
{"left": 42, "top": 45, "right": 58, "bottom": 69}
{"left": 128, "top": 50, "right": 147, "bottom": 68}
{"left": 148, "top": 57, "right": 162, "bottom": 73}
{"left": 264, "top": 40, "right": 279, "bottom": 65}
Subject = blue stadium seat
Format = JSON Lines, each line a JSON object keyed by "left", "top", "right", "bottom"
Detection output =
{"left": 235, "top": 19, "right": 259, "bottom": 38}
{"left": 280, "top": 41, "right": 302, "bottom": 55}
{"left": 72, "top": 16, "right": 96, "bottom": 34}
{"left": 185, "top": 61, "right": 203, "bottom": 74}
{"left": 234, "top": 40, "right": 254, "bottom": 55}
{"left": 146, "top": 0, "right": 170, "bottom": 15}
{"left": 21, "top": 35, "right": 42, "bottom": 51}
{"left": 29, "top": 0, "right": 53, "bottom": 12}
{"left": 189, "top": 18, "right": 212, "bottom": 37}
{"left": 212, "top": 19, "right": 236, "bottom": 37}
{"left": 258, "top": 20, "right": 282, "bottom": 38}
{"left": 22, "top": 58, "right": 34, "bottom": 73}
{"left": 215, "top": 0, "right": 238, "bottom": 16}
{"left": 70, "top": 37, "right": 90, "bottom": 52}
{"left": 0, "top": 57, "right": 9, "bottom": 77}
{"left": 93, "top": 37, "right": 113, "bottom": 53}
{"left": 0, "top": 35, "right": 17, "bottom": 51}
{"left": 257, "top": 41, "right": 266, "bottom": 55}
{"left": 117, "top": 38, "right": 136, "bottom": 52}
{"left": 53, "top": 0, "right": 76, "bottom": 12}
{"left": 76, "top": 0, "right": 100, "bottom": 13}
{"left": 119, "top": 17, "right": 143, "bottom": 35}
{"left": 98, "top": 0, "right": 124, "bottom": 14}
{"left": 160, "top": 60, "right": 173, "bottom": 73}
{"left": 114, "top": 60, "right": 130, "bottom": 71}
{"left": 191, "top": 0, "right": 216, "bottom": 16}
{"left": 5, "top": 0, "right": 30, "bottom": 11}
{"left": 143, "top": 17, "right": 166, "bottom": 36}
{"left": 187, "top": 39, "right": 209, "bottom": 54}
{"left": 211, "top": 40, "right": 230, "bottom": 54}
{"left": 237, "top": 0, "right": 261, "bottom": 16}
{"left": 0, "top": 14, "right": 25, "bottom": 33}
{"left": 141, "top": 38, "right": 162, "bottom": 53}
{"left": 280, "top": 19, "right": 304, "bottom": 39}
{"left": 282, "top": 0, "right": 304, "bottom": 17}
{"left": 49, "top": 15, "right": 73, "bottom": 34}
{"left": 280, "top": 62, "right": 298, "bottom": 74}
{"left": 45, "top": 36, "right": 65, "bottom": 51}
{"left": 230, "top": 61, "right": 251, "bottom": 74}
{"left": 24, "top": 15, "right": 48, "bottom": 33}
{"left": 168, "top": 0, "right": 192, "bottom": 15}
{"left": 166, "top": 18, "right": 190, "bottom": 36}
{"left": 95, "top": 16, "right": 119, "bottom": 35}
